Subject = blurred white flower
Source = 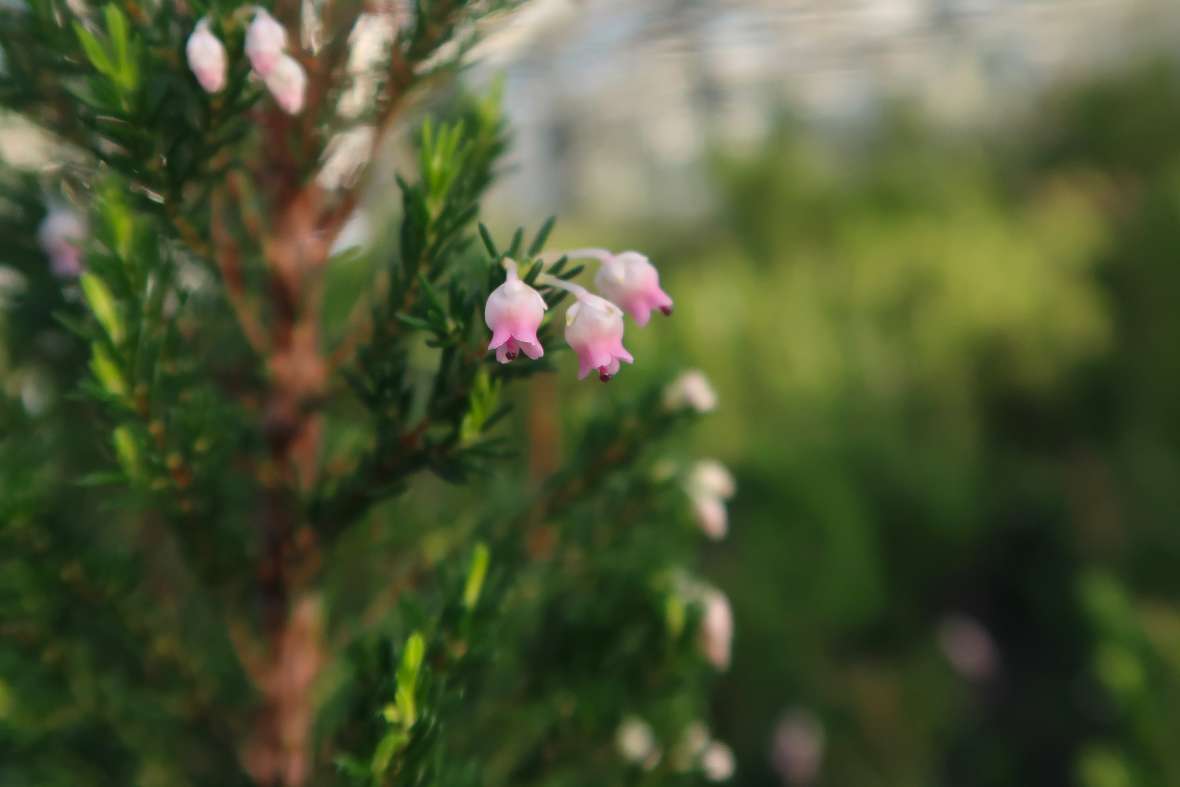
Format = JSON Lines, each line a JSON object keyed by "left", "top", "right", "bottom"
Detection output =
{"left": 38, "top": 206, "right": 86, "bottom": 278}
{"left": 616, "top": 716, "right": 658, "bottom": 766}
{"left": 691, "top": 460, "right": 736, "bottom": 499}
{"left": 300, "top": 0, "right": 322, "bottom": 52}
{"left": 664, "top": 369, "right": 718, "bottom": 413}
{"left": 698, "top": 587, "right": 733, "bottom": 670}
{"left": 19, "top": 370, "right": 50, "bottom": 416}
{"left": 771, "top": 709, "right": 824, "bottom": 785}
{"left": 264, "top": 54, "right": 307, "bottom": 115}
{"left": 245, "top": 8, "right": 287, "bottom": 77}
{"left": 686, "top": 459, "right": 736, "bottom": 540}
{"left": 338, "top": 11, "right": 399, "bottom": 117}
{"left": 186, "top": 18, "right": 227, "bottom": 93}
{"left": 317, "top": 126, "right": 374, "bottom": 189}
{"left": 701, "top": 741, "right": 736, "bottom": 781}
{"left": 347, "top": 12, "right": 396, "bottom": 73}
{"left": 937, "top": 614, "right": 998, "bottom": 680}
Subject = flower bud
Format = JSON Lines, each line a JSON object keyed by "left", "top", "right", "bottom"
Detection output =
{"left": 686, "top": 460, "right": 736, "bottom": 540}
{"left": 664, "top": 369, "right": 718, "bottom": 413}
{"left": 593, "top": 251, "right": 673, "bottom": 326}
{"left": 565, "top": 292, "right": 633, "bottom": 381}
{"left": 698, "top": 587, "right": 733, "bottom": 671}
{"left": 245, "top": 8, "right": 288, "bottom": 77}
{"left": 37, "top": 207, "right": 86, "bottom": 278}
{"left": 616, "top": 716, "right": 658, "bottom": 766}
{"left": 690, "top": 460, "right": 736, "bottom": 499}
{"left": 701, "top": 741, "right": 736, "bottom": 782}
{"left": 485, "top": 266, "right": 547, "bottom": 363}
{"left": 264, "top": 54, "right": 307, "bottom": 115}
{"left": 186, "top": 18, "right": 227, "bottom": 93}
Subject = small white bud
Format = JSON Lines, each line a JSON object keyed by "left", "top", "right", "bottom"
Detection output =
{"left": 664, "top": 369, "right": 718, "bottom": 413}
{"left": 186, "top": 18, "right": 227, "bottom": 93}
{"left": 245, "top": 8, "right": 288, "bottom": 77}
{"left": 686, "top": 460, "right": 737, "bottom": 540}
{"left": 701, "top": 741, "right": 736, "bottom": 781}
{"left": 317, "top": 126, "right": 375, "bottom": 190}
{"left": 616, "top": 716, "right": 657, "bottom": 765}
{"left": 698, "top": 587, "right": 733, "bottom": 670}
{"left": 264, "top": 54, "right": 307, "bottom": 115}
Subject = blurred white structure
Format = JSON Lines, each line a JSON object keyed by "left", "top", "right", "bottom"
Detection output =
{"left": 474, "top": 0, "right": 1180, "bottom": 218}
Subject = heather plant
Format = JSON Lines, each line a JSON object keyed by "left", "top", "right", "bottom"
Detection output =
{"left": 0, "top": 2, "right": 733, "bottom": 785}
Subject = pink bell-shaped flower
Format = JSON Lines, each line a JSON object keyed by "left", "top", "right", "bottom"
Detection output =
{"left": 485, "top": 262, "right": 547, "bottom": 363}
{"left": 186, "top": 18, "right": 227, "bottom": 93}
{"left": 264, "top": 54, "right": 307, "bottom": 115}
{"left": 245, "top": 8, "right": 288, "bottom": 77}
{"left": 592, "top": 251, "right": 673, "bottom": 326}
{"left": 565, "top": 292, "right": 633, "bottom": 381}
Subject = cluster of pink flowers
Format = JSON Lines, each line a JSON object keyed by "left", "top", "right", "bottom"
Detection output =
{"left": 186, "top": 9, "right": 307, "bottom": 114}
{"left": 483, "top": 249, "right": 673, "bottom": 382}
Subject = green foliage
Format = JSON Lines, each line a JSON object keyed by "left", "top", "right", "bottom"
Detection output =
{"left": 0, "top": 2, "right": 723, "bottom": 785}
{"left": 588, "top": 60, "right": 1180, "bottom": 787}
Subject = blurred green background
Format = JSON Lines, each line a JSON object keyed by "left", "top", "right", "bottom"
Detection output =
{"left": 532, "top": 55, "right": 1180, "bottom": 787}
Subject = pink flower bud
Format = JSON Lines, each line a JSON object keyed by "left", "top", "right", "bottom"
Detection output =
{"left": 38, "top": 207, "right": 86, "bottom": 278}
{"left": 698, "top": 588, "right": 733, "bottom": 671}
{"left": 485, "top": 265, "right": 547, "bottom": 363}
{"left": 565, "top": 292, "right": 633, "bottom": 381}
{"left": 186, "top": 19, "right": 227, "bottom": 93}
{"left": 686, "top": 460, "right": 736, "bottom": 540}
{"left": 593, "top": 251, "right": 673, "bottom": 326}
{"left": 245, "top": 9, "right": 288, "bottom": 77}
{"left": 264, "top": 54, "right": 307, "bottom": 115}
